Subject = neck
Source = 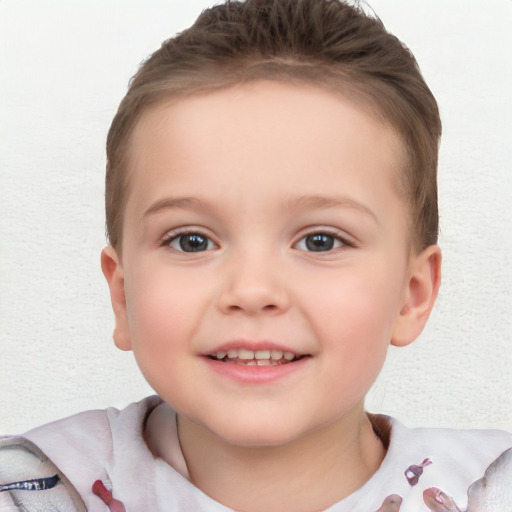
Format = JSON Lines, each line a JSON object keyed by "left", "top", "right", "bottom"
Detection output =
{"left": 164, "top": 406, "right": 385, "bottom": 512}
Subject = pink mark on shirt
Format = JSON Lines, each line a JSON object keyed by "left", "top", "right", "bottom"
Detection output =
{"left": 404, "top": 457, "right": 432, "bottom": 486}
{"left": 92, "top": 480, "right": 126, "bottom": 512}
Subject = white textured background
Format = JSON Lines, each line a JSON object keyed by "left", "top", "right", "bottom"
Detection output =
{"left": 1, "top": 0, "right": 511, "bottom": 434}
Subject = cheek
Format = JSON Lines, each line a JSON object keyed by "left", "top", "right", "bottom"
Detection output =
{"left": 316, "top": 302, "right": 392, "bottom": 407}
{"left": 306, "top": 267, "right": 404, "bottom": 378}
{"left": 122, "top": 273, "right": 195, "bottom": 397}
{"left": 307, "top": 266, "right": 402, "bottom": 335}
{"left": 124, "top": 268, "right": 201, "bottom": 352}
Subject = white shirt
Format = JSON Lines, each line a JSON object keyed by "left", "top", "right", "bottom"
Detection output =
{"left": 1, "top": 396, "right": 511, "bottom": 511}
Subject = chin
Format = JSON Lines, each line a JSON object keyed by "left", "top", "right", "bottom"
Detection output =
{"left": 205, "top": 415, "right": 313, "bottom": 449}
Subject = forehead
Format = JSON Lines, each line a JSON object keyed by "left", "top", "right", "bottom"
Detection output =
{"left": 124, "top": 81, "right": 405, "bottom": 223}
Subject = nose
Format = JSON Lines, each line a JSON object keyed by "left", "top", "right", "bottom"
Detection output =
{"left": 216, "top": 251, "right": 290, "bottom": 315}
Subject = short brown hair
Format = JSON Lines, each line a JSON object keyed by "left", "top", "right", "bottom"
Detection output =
{"left": 106, "top": 0, "right": 441, "bottom": 251}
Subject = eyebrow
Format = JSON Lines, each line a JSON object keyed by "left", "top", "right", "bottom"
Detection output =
{"left": 142, "top": 196, "right": 205, "bottom": 220}
{"left": 285, "top": 195, "right": 378, "bottom": 223}
{"left": 142, "top": 194, "right": 378, "bottom": 223}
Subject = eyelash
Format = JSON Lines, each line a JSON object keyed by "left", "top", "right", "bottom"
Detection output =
{"left": 159, "top": 228, "right": 352, "bottom": 254}
{"left": 294, "top": 229, "right": 352, "bottom": 253}
{"left": 160, "top": 229, "right": 218, "bottom": 253}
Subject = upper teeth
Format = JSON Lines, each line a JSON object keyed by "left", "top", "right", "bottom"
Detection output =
{"left": 215, "top": 349, "right": 296, "bottom": 361}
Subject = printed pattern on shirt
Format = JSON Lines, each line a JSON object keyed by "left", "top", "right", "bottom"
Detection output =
{"left": 1, "top": 433, "right": 512, "bottom": 511}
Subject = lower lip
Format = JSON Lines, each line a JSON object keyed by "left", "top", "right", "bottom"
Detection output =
{"left": 202, "top": 356, "right": 310, "bottom": 384}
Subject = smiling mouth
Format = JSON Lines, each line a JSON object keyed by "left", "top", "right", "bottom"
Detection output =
{"left": 208, "top": 348, "right": 306, "bottom": 366}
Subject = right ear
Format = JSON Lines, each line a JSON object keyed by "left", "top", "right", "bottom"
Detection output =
{"left": 101, "top": 246, "right": 132, "bottom": 351}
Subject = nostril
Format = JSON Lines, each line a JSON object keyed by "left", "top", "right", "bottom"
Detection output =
{"left": 218, "top": 285, "right": 289, "bottom": 314}
{"left": 226, "top": 303, "right": 278, "bottom": 312}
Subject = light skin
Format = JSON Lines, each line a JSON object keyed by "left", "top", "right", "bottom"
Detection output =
{"left": 102, "top": 81, "right": 441, "bottom": 512}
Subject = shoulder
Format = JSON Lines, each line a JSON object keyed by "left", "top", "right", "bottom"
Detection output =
{"left": 386, "top": 415, "right": 512, "bottom": 469}
{"left": 367, "top": 414, "right": 512, "bottom": 511}
{"left": 0, "top": 435, "right": 87, "bottom": 511}
{"left": 23, "top": 395, "right": 162, "bottom": 481}
{"left": 0, "top": 396, "right": 162, "bottom": 511}
{"left": 24, "top": 395, "right": 162, "bottom": 456}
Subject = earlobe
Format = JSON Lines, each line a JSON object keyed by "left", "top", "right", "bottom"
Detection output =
{"left": 391, "top": 244, "right": 442, "bottom": 347}
{"left": 100, "top": 246, "right": 132, "bottom": 351}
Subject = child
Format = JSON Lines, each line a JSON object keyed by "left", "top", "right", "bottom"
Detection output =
{"left": 1, "top": 1, "right": 511, "bottom": 511}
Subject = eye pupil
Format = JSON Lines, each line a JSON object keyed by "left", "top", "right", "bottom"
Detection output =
{"left": 179, "top": 234, "right": 208, "bottom": 252}
{"left": 305, "top": 234, "right": 335, "bottom": 252}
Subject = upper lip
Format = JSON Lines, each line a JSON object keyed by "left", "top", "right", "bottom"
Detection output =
{"left": 202, "top": 339, "right": 307, "bottom": 357}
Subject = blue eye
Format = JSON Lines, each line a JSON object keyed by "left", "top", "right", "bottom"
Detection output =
{"left": 168, "top": 233, "right": 216, "bottom": 252}
{"left": 296, "top": 233, "right": 344, "bottom": 252}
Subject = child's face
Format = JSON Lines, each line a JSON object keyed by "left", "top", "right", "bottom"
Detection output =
{"left": 103, "top": 81, "right": 435, "bottom": 447}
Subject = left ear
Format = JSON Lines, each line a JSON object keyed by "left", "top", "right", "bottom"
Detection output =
{"left": 391, "top": 244, "right": 442, "bottom": 347}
